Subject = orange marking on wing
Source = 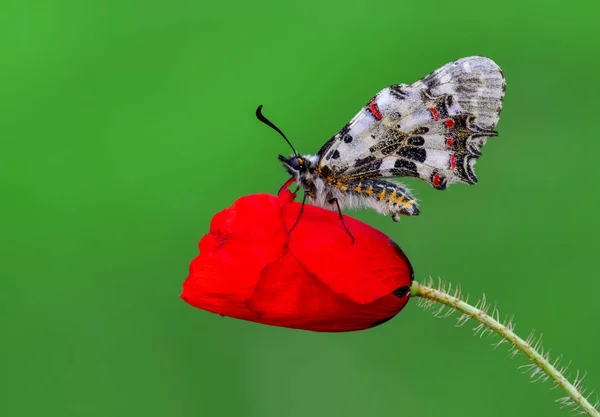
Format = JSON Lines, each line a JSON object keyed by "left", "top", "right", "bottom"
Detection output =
{"left": 365, "top": 187, "right": 373, "bottom": 196}
{"left": 354, "top": 183, "right": 363, "bottom": 193}
{"left": 403, "top": 200, "right": 413, "bottom": 208}
{"left": 395, "top": 195, "right": 405, "bottom": 205}
{"left": 378, "top": 188, "right": 386, "bottom": 201}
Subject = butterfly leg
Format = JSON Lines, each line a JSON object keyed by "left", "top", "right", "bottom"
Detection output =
{"left": 328, "top": 198, "right": 355, "bottom": 244}
{"left": 288, "top": 191, "right": 307, "bottom": 233}
{"left": 278, "top": 176, "right": 297, "bottom": 196}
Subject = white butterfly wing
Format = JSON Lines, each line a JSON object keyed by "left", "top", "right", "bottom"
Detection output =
{"left": 317, "top": 56, "right": 506, "bottom": 190}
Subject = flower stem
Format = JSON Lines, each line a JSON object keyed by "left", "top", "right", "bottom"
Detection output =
{"left": 410, "top": 279, "right": 599, "bottom": 417}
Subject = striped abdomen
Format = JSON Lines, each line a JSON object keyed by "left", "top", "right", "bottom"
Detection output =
{"left": 324, "top": 176, "right": 419, "bottom": 220}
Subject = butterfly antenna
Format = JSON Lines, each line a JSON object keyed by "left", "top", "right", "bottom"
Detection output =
{"left": 256, "top": 105, "right": 298, "bottom": 156}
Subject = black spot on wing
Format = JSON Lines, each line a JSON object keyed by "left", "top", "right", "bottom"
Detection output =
{"left": 332, "top": 150, "right": 340, "bottom": 159}
{"left": 389, "top": 85, "right": 409, "bottom": 100}
{"left": 398, "top": 147, "right": 427, "bottom": 163}
{"left": 390, "top": 159, "right": 419, "bottom": 177}
{"left": 318, "top": 137, "right": 336, "bottom": 158}
{"left": 354, "top": 155, "right": 377, "bottom": 167}
{"left": 317, "top": 123, "right": 350, "bottom": 157}
{"left": 349, "top": 160, "right": 383, "bottom": 178}
{"left": 433, "top": 95, "right": 451, "bottom": 118}
{"left": 394, "top": 159, "right": 416, "bottom": 170}
{"left": 423, "top": 75, "right": 440, "bottom": 89}
{"left": 381, "top": 145, "right": 398, "bottom": 155}
{"left": 407, "top": 136, "right": 424, "bottom": 146}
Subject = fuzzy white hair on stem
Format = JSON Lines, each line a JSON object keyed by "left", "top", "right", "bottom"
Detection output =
{"left": 412, "top": 277, "right": 599, "bottom": 417}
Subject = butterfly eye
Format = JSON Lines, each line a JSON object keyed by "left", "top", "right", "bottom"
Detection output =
{"left": 289, "top": 157, "right": 302, "bottom": 170}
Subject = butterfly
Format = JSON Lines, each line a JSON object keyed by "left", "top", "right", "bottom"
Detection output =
{"left": 257, "top": 56, "right": 505, "bottom": 238}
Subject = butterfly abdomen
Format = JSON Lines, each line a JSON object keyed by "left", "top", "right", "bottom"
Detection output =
{"left": 314, "top": 172, "right": 419, "bottom": 220}
{"left": 349, "top": 179, "right": 419, "bottom": 219}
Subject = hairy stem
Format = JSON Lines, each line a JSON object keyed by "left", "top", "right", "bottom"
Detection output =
{"left": 410, "top": 279, "right": 599, "bottom": 417}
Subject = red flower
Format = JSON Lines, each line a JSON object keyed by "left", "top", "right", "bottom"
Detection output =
{"left": 181, "top": 188, "right": 414, "bottom": 332}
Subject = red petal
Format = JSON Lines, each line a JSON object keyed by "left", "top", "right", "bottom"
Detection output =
{"left": 182, "top": 194, "right": 288, "bottom": 319}
{"left": 280, "top": 199, "right": 413, "bottom": 305}
{"left": 208, "top": 193, "right": 288, "bottom": 245}
{"left": 247, "top": 251, "right": 408, "bottom": 332}
{"left": 182, "top": 192, "right": 414, "bottom": 332}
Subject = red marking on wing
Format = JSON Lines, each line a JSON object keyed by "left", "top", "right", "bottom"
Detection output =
{"left": 444, "top": 119, "right": 454, "bottom": 128}
{"left": 432, "top": 173, "right": 441, "bottom": 187}
{"left": 428, "top": 108, "right": 440, "bottom": 121}
{"left": 449, "top": 154, "right": 456, "bottom": 170}
{"left": 446, "top": 138, "right": 454, "bottom": 147}
{"left": 368, "top": 99, "right": 383, "bottom": 120}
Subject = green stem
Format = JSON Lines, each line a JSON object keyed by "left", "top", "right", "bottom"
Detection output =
{"left": 410, "top": 280, "right": 599, "bottom": 417}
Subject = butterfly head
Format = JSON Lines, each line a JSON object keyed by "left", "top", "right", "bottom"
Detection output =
{"left": 278, "top": 154, "right": 317, "bottom": 178}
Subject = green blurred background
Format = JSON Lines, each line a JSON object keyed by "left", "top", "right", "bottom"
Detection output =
{"left": 2, "top": 0, "right": 599, "bottom": 416}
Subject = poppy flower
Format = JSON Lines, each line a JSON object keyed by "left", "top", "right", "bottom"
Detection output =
{"left": 181, "top": 186, "right": 414, "bottom": 332}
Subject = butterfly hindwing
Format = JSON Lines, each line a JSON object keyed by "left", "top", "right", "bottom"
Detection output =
{"left": 411, "top": 56, "right": 505, "bottom": 131}
{"left": 317, "top": 56, "right": 505, "bottom": 190}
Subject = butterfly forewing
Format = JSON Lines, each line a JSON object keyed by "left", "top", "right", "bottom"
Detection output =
{"left": 317, "top": 56, "right": 505, "bottom": 190}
